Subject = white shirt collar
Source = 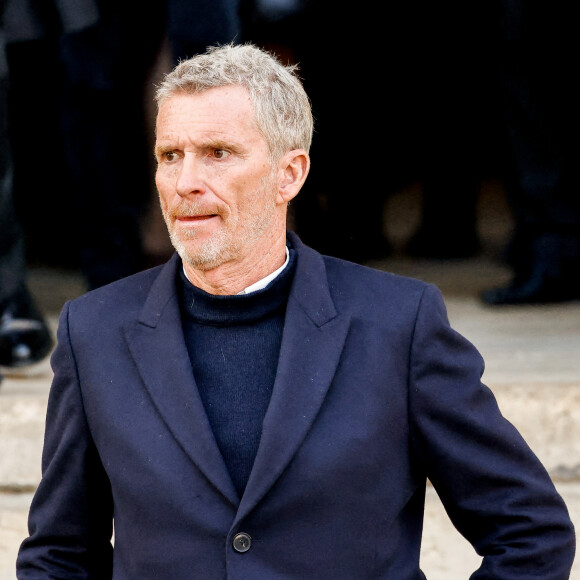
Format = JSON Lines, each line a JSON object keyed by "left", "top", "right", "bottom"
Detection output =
{"left": 182, "top": 246, "right": 290, "bottom": 295}
{"left": 237, "top": 246, "right": 290, "bottom": 295}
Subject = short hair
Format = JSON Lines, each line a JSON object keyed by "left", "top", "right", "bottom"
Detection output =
{"left": 155, "top": 42, "right": 313, "bottom": 161}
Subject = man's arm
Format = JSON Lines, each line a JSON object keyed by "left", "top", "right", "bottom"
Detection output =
{"left": 409, "top": 284, "right": 575, "bottom": 578}
{"left": 16, "top": 301, "right": 114, "bottom": 579}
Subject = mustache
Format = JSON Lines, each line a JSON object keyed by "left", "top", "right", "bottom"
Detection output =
{"left": 168, "top": 201, "right": 225, "bottom": 218}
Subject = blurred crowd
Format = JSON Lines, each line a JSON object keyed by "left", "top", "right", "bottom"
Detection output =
{"left": 1, "top": 0, "right": 579, "bottom": 375}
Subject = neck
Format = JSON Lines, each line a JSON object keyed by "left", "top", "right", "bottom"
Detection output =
{"left": 183, "top": 229, "right": 288, "bottom": 295}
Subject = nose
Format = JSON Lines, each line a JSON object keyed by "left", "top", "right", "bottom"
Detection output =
{"left": 175, "top": 154, "right": 206, "bottom": 198}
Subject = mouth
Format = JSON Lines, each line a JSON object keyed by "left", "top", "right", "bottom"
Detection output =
{"left": 175, "top": 214, "right": 218, "bottom": 223}
{"left": 176, "top": 213, "right": 217, "bottom": 222}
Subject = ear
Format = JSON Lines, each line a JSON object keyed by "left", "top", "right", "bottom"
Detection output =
{"left": 276, "top": 149, "right": 310, "bottom": 205}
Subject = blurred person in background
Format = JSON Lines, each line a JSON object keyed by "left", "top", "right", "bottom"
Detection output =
{"left": 481, "top": 0, "right": 580, "bottom": 304}
{"left": 0, "top": 0, "right": 98, "bottom": 376}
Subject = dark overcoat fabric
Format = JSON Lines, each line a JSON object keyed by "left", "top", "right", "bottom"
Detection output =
{"left": 17, "top": 232, "right": 575, "bottom": 579}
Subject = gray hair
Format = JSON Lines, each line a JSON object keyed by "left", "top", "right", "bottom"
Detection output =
{"left": 154, "top": 42, "right": 313, "bottom": 161}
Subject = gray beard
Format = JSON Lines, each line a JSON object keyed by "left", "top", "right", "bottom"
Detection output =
{"left": 163, "top": 175, "right": 278, "bottom": 271}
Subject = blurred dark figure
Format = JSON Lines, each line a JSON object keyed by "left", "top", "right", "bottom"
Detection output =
{"left": 0, "top": 65, "right": 53, "bottom": 373}
{"left": 404, "top": 2, "right": 510, "bottom": 260}
{"left": 0, "top": 69, "right": 53, "bottom": 372}
{"left": 481, "top": 0, "right": 580, "bottom": 304}
{"left": 0, "top": 0, "right": 96, "bottom": 374}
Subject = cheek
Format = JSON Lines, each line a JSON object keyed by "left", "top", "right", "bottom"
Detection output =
{"left": 155, "top": 172, "right": 173, "bottom": 204}
{"left": 154, "top": 169, "right": 164, "bottom": 190}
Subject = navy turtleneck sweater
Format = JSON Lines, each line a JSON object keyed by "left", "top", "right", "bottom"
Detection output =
{"left": 178, "top": 249, "right": 296, "bottom": 497}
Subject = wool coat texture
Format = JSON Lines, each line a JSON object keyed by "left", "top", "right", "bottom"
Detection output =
{"left": 17, "top": 232, "right": 575, "bottom": 579}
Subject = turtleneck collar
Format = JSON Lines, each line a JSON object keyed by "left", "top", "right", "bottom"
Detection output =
{"left": 178, "top": 247, "right": 296, "bottom": 326}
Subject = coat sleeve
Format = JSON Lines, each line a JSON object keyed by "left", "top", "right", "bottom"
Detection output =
{"left": 16, "top": 301, "right": 114, "bottom": 579}
{"left": 408, "top": 283, "right": 575, "bottom": 578}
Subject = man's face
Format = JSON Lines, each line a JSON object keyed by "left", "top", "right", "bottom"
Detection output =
{"left": 154, "top": 85, "right": 280, "bottom": 273}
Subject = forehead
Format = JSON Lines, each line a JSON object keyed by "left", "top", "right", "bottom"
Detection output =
{"left": 156, "top": 86, "right": 257, "bottom": 140}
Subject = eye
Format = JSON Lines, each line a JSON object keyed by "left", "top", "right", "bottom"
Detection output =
{"left": 213, "top": 149, "right": 231, "bottom": 159}
{"left": 163, "top": 151, "right": 179, "bottom": 162}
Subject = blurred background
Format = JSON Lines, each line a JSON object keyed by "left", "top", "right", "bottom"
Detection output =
{"left": 1, "top": 1, "right": 579, "bottom": 578}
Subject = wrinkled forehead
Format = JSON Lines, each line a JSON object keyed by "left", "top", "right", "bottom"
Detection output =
{"left": 154, "top": 87, "right": 268, "bottom": 155}
{"left": 157, "top": 86, "right": 255, "bottom": 126}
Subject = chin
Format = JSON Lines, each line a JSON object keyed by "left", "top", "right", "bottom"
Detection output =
{"left": 176, "top": 236, "right": 235, "bottom": 272}
{"left": 182, "top": 252, "right": 224, "bottom": 272}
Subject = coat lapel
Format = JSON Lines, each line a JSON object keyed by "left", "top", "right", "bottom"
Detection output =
{"left": 122, "top": 237, "right": 351, "bottom": 516}
{"left": 123, "top": 255, "right": 238, "bottom": 505}
{"left": 237, "top": 234, "right": 351, "bottom": 519}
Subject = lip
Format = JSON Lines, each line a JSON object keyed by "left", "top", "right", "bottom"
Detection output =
{"left": 176, "top": 215, "right": 217, "bottom": 223}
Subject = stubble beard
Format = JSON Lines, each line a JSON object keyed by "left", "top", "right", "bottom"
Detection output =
{"left": 162, "top": 176, "right": 278, "bottom": 272}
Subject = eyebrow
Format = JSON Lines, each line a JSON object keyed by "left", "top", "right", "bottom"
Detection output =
{"left": 154, "top": 143, "right": 173, "bottom": 157}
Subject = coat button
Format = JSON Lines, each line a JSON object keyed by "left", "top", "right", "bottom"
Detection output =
{"left": 233, "top": 532, "right": 252, "bottom": 553}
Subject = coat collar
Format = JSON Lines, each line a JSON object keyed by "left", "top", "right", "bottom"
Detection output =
{"left": 123, "top": 233, "right": 351, "bottom": 513}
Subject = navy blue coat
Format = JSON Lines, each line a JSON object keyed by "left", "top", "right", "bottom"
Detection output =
{"left": 17, "top": 232, "right": 575, "bottom": 578}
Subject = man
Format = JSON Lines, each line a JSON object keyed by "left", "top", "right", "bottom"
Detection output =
{"left": 17, "top": 43, "right": 575, "bottom": 578}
